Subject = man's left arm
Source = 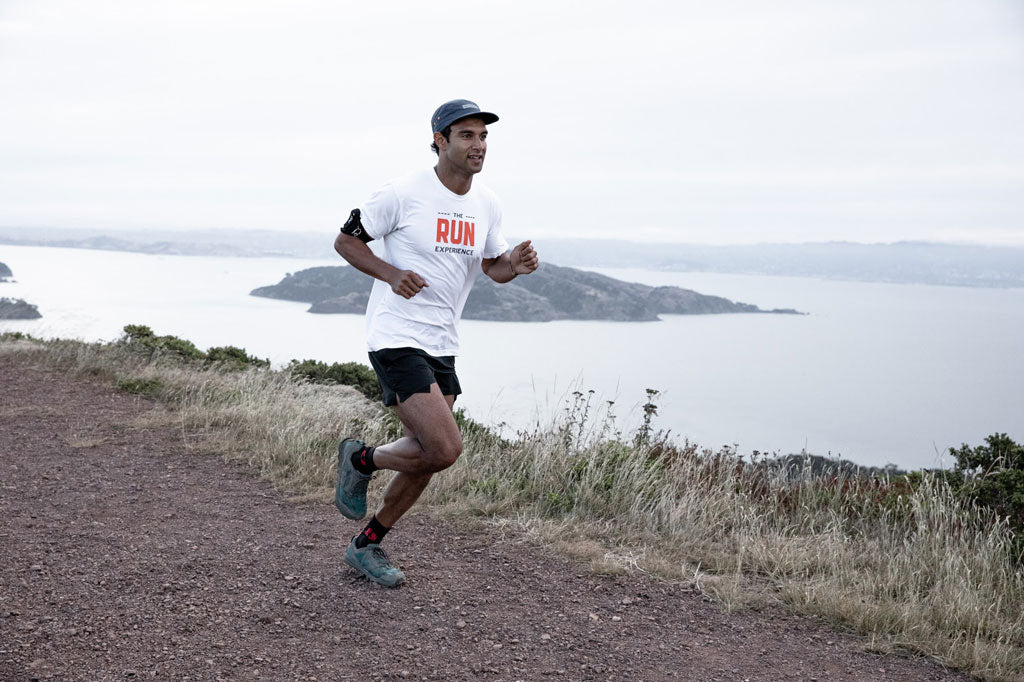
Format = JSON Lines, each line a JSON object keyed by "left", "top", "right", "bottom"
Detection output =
{"left": 482, "top": 240, "right": 539, "bottom": 283}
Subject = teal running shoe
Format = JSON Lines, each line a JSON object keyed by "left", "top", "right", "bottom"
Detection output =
{"left": 335, "top": 438, "right": 372, "bottom": 520}
{"left": 345, "top": 538, "right": 406, "bottom": 587}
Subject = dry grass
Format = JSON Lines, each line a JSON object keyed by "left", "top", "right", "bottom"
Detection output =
{"left": 1, "top": 337, "right": 398, "bottom": 498}
{"left": 4, "top": 335, "right": 1022, "bottom": 681}
{"left": 63, "top": 434, "right": 109, "bottom": 448}
{"left": 435, "top": 405, "right": 1024, "bottom": 679}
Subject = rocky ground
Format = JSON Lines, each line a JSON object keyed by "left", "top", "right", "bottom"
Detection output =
{"left": 0, "top": 357, "right": 969, "bottom": 681}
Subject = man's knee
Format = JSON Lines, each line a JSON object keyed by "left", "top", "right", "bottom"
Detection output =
{"left": 425, "top": 436, "right": 462, "bottom": 472}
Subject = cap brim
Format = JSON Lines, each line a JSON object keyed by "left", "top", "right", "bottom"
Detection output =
{"left": 451, "top": 111, "right": 499, "bottom": 126}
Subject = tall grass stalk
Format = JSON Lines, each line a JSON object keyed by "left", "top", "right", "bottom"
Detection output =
{"left": 3, "top": 336, "right": 1022, "bottom": 680}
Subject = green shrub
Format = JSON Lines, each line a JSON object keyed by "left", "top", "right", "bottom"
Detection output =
{"left": 116, "top": 377, "right": 164, "bottom": 396}
{"left": 206, "top": 345, "right": 270, "bottom": 369}
{"left": 119, "top": 325, "right": 267, "bottom": 370}
{"left": 544, "top": 490, "right": 574, "bottom": 515}
{"left": 121, "top": 324, "right": 155, "bottom": 342}
{"left": 287, "top": 358, "right": 381, "bottom": 401}
{"left": 159, "top": 336, "right": 204, "bottom": 360}
{"left": 949, "top": 433, "right": 1024, "bottom": 560}
{"left": 119, "top": 324, "right": 204, "bottom": 361}
{"left": 0, "top": 331, "right": 36, "bottom": 342}
{"left": 952, "top": 432, "right": 1024, "bottom": 472}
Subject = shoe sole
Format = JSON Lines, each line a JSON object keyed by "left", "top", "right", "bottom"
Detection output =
{"left": 335, "top": 440, "right": 369, "bottom": 520}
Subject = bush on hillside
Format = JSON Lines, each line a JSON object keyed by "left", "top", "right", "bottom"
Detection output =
{"left": 287, "top": 358, "right": 381, "bottom": 401}
{"left": 119, "top": 324, "right": 268, "bottom": 369}
{"left": 947, "top": 433, "right": 1024, "bottom": 561}
{"left": 0, "top": 331, "right": 37, "bottom": 342}
{"left": 950, "top": 434, "right": 1024, "bottom": 523}
{"left": 120, "top": 324, "right": 205, "bottom": 361}
{"left": 206, "top": 345, "right": 270, "bottom": 370}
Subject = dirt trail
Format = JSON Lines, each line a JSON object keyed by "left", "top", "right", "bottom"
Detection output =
{"left": 0, "top": 358, "right": 968, "bottom": 681}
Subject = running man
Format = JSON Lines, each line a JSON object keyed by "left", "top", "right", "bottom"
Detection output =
{"left": 333, "top": 99, "right": 539, "bottom": 587}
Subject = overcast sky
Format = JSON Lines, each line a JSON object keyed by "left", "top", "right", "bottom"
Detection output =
{"left": 1, "top": 0, "right": 1022, "bottom": 245}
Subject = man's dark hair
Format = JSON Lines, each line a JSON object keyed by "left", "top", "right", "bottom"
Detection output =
{"left": 430, "top": 125, "right": 452, "bottom": 155}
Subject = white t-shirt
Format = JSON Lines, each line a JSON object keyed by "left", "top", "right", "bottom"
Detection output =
{"left": 359, "top": 168, "right": 509, "bottom": 356}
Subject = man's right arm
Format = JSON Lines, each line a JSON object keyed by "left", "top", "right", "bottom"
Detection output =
{"left": 334, "top": 232, "right": 429, "bottom": 300}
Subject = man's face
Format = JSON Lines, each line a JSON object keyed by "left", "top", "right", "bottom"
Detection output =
{"left": 437, "top": 117, "right": 488, "bottom": 174}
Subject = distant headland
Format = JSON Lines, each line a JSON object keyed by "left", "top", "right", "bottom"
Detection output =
{"left": 0, "top": 262, "right": 42, "bottom": 319}
{"left": 250, "top": 263, "right": 803, "bottom": 321}
{"left": 3, "top": 227, "right": 1022, "bottom": 288}
{"left": 0, "top": 298, "right": 41, "bottom": 319}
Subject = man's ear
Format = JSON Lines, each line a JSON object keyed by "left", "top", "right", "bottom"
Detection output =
{"left": 433, "top": 132, "right": 447, "bottom": 151}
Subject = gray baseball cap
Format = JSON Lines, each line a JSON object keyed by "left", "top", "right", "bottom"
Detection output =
{"left": 431, "top": 99, "right": 499, "bottom": 134}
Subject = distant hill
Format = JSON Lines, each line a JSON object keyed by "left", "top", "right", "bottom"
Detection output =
{"left": 537, "top": 240, "right": 1024, "bottom": 288}
{"left": 0, "top": 298, "right": 41, "bottom": 319}
{"left": 0, "top": 227, "right": 333, "bottom": 259}
{"left": 4, "top": 227, "right": 1022, "bottom": 287}
{"left": 250, "top": 264, "right": 802, "bottom": 321}
{"left": 760, "top": 453, "right": 908, "bottom": 480}
{"left": 0, "top": 261, "right": 11, "bottom": 281}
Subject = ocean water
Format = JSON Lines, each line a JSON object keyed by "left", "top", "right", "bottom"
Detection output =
{"left": 3, "top": 244, "right": 1022, "bottom": 470}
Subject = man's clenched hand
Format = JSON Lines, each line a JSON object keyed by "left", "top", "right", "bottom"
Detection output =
{"left": 510, "top": 240, "right": 539, "bottom": 275}
{"left": 388, "top": 270, "right": 429, "bottom": 299}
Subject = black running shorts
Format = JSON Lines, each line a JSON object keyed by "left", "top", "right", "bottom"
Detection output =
{"left": 367, "top": 347, "right": 461, "bottom": 407}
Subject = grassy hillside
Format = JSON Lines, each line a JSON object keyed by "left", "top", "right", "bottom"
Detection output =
{"left": 2, "top": 330, "right": 1021, "bottom": 680}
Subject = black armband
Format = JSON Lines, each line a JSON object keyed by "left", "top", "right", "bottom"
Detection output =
{"left": 340, "top": 208, "right": 373, "bottom": 243}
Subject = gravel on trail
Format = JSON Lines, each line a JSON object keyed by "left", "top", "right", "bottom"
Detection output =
{"left": 0, "top": 357, "right": 969, "bottom": 681}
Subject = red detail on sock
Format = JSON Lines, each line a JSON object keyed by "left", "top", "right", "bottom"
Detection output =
{"left": 365, "top": 529, "right": 378, "bottom": 541}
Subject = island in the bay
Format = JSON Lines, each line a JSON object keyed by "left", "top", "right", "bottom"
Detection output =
{"left": 0, "top": 262, "right": 43, "bottom": 319}
{"left": 251, "top": 263, "right": 802, "bottom": 321}
{"left": 0, "top": 298, "right": 41, "bottom": 320}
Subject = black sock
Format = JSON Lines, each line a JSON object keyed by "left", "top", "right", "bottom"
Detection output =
{"left": 354, "top": 515, "right": 389, "bottom": 548}
{"left": 351, "top": 445, "right": 378, "bottom": 475}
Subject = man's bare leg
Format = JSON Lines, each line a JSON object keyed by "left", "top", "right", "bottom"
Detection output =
{"left": 343, "top": 384, "right": 461, "bottom": 586}
{"left": 373, "top": 386, "right": 458, "bottom": 528}
{"left": 375, "top": 473, "right": 432, "bottom": 528}
{"left": 373, "top": 385, "right": 461, "bottom": 474}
